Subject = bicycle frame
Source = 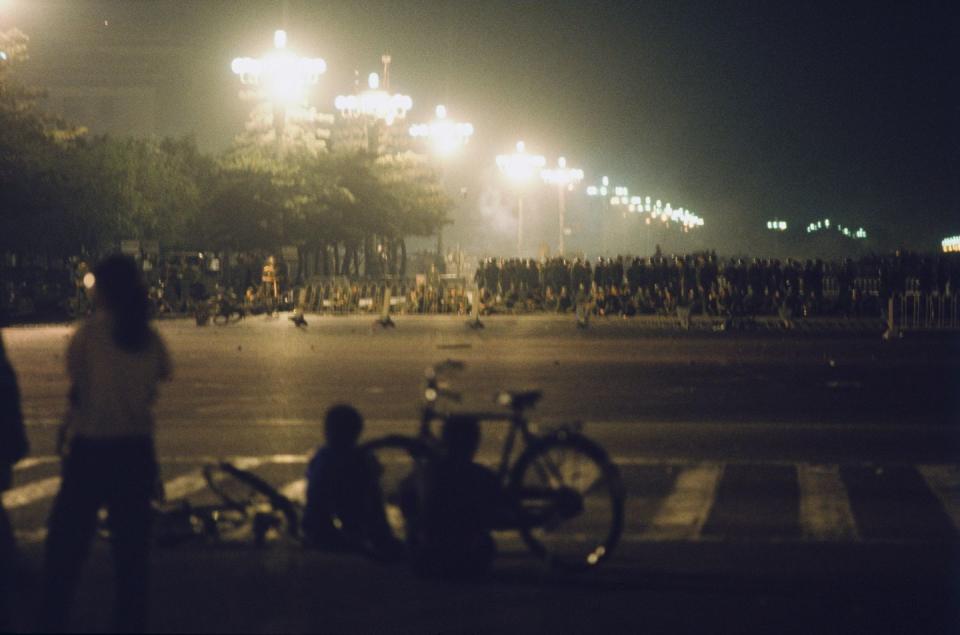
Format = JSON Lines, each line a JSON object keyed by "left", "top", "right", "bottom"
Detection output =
{"left": 420, "top": 365, "right": 543, "bottom": 483}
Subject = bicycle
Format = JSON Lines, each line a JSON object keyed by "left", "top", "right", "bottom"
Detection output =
{"left": 98, "top": 461, "right": 301, "bottom": 547}
{"left": 361, "top": 360, "right": 625, "bottom": 571}
{"left": 210, "top": 293, "right": 246, "bottom": 325}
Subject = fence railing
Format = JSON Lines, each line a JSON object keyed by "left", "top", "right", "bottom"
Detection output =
{"left": 886, "top": 293, "right": 960, "bottom": 337}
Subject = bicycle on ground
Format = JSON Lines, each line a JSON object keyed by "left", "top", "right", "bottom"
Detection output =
{"left": 98, "top": 461, "right": 301, "bottom": 547}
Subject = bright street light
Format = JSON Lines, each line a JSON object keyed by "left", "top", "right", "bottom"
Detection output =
{"left": 540, "top": 156, "right": 584, "bottom": 256}
{"left": 335, "top": 70, "right": 413, "bottom": 125}
{"left": 231, "top": 29, "right": 326, "bottom": 107}
{"left": 409, "top": 104, "right": 474, "bottom": 157}
{"left": 231, "top": 29, "right": 326, "bottom": 151}
{"left": 408, "top": 104, "right": 475, "bottom": 259}
{"left": 496, "top": 141, "right": 545, "bottom": 256}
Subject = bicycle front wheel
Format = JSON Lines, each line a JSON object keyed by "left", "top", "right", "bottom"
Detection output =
{"left": 509, "top": 435, "right": 625, "bottom": 570}
{"left": 202, "top": 462, "right": 300, "bottom": 541}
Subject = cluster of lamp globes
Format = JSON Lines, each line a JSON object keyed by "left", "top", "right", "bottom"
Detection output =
{"left": 805, "top": 219, "right": 867, "bottom": 239}
{"left": 942, "top": 236, "right": 960, "bottom": 253}
{"left": 231, "top": 29, "right": 473, "bottom": 154}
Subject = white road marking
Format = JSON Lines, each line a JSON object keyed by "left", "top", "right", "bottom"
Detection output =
{"left": 918, "top": 464, "right": 960, "bottom": 533}
{"left": 279, "top": 479, "right": 307, "bottom": 504}
{"left": 644, "top": 463, "right": 723, "bottom": 541}
{"left": 3, "top": 476, "right": 62, "bottom": 509}
{"left": 14, "top": 456, "right": 60, "bottom": 471}
{"left": 163, "top": 457, "right": 264, "bottom": 500}
{"left": 797, "top": 464, "right": 860, "bottom": 541}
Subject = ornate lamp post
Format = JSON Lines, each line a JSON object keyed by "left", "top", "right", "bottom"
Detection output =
{"left": 334, "top": 70, "right": 413, "bottom": 125}
{"left": 409, "top": 104, "right": 474, "bottom": 259}
{"left": 540, "top": 157, "right": 584, "bottom": 256}
{"left": 409, "top": 104, "right": 474, "bottom": 157}
{"left": 231, "top": 29, "right": 326, "bottom": 150}
{"left": 334, "top": 56, "right": 412, "bottom": 155}
{"left": 496, "top": 141, "right": 545, "bottom": 257}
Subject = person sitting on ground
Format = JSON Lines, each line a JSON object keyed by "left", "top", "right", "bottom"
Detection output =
{"left": 302, "top": 405, "right": 402, "bottom": 560}
{"left": 406, "top": 416, "right": 514, "bottom": 579}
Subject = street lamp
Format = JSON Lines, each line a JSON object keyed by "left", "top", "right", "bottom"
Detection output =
{"left": 496, "top": 141, "right": 545, "bottom": 257}
{"left": 409, "top": 104, "right": 474, "bottom": 259}
{"left": 540, "top": 157, "right": 583, "bottom": 256}
{"left": 334, "top": 56, "right": 413, "bottom": 155}
{"left": 231, "top": 29, "right": 327, "bottom": 148}
{"left": 334, "top": 70, "right": 413, "bottom": 125}
{"left": 409, "top": 104, "right": 474, "bottom": 157}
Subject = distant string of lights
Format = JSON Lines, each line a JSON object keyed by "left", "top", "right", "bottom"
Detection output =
{"left": 805, "top": 218, "right": 867, "bottom": 239}
{"left": 584, "top": 177, "right": 704, "bottom": 231}
{"left": 943, "top": 236, "right": 960, "bottom": 253}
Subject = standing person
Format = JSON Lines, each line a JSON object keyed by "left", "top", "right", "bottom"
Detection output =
{"left": 40, "top": 255, "right": 171, "bottom": 633}
{"left": 261, "top": 255, "right": 279, "bottom": 314}
{"left": 0, "top": 330, "right": 28, "bottom": 631}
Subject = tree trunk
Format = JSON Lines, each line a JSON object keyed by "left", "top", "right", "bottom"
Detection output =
{"left": 399, "top": 238, "right": 407, "bottom": 278}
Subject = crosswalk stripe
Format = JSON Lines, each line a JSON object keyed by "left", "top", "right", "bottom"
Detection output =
{"left": 644, "top": 463, "right": 723, "bottom": 540}
{"left": 918, "top": 464, "right": 960, "bottom": 533}
{"left": 280, "top": 479, "right": 307, "bottom": 504}
{"left": 797, "top": 464, "right": 860, "bottom": 541}
{"left": 7, "top": 459, "right": 960, "bottom": 547}
{"left": 163, "top": 457, "right": 264, "bottom": 500}
{"left": 13, "top": 456, "right": 60, "bottom": 471}
{"left": 3, "top": 476, "right": 62, "bottom": 509}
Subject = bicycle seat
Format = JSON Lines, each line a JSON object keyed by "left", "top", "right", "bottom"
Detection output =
{"left": 498, "top": 390, "right": 543, "bottom": 410}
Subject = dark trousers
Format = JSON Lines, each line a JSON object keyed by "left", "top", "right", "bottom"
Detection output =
{"left": 0, "top": 501, "right": 14, "bottom": 631}
{"left": 41, "top": 436, "right": 157, "bottom": 633}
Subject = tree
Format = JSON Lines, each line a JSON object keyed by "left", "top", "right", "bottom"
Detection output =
{"left": 0, "top": 28, "right": 88, "bottom": 258}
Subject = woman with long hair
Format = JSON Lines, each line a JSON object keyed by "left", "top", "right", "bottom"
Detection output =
{"left": 41, "top": 254, "right": 171, "bottom": 633}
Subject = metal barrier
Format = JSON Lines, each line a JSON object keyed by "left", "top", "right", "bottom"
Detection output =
{"left": 886, "top": 293, "right": 959, "bottom": 337}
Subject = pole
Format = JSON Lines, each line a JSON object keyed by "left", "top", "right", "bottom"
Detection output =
{"left": 517, "top": 195, "right": 524, "bottom": 257}
{"left": 557, "top": 185, "right": 566, "bottom": 257}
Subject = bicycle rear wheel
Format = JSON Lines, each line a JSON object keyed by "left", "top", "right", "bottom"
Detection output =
{"left": 509, "top": 435, "right": 625, "bottom": 570}
{"left": 203, "top": 462, "right": 301, "bottom": 542}
{"left": 357, "top": 435, "right": 437, "bottom": 545}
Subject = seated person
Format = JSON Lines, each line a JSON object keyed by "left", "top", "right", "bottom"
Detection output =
{"left": 302, "top": 405, "right": 402, "bottom": 560}
{"left": 406, "top": 416, "right": 513, "bottom": 579}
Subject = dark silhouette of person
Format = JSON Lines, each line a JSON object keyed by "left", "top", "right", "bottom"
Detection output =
{"left": 302, "top": 405, "right": 402, "bottom": 560}
{"left": 407, "top": 415, "right": 511, "bottom": 579}
{"left": 0, "top": 330, "right": 28, "bottom": 631}
{"left": 40, "top": 254, "right": 171, "bottom": 633}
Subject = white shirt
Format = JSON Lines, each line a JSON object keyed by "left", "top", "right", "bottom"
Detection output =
{"left": 66, "top": 314, "right": 171, "bottom": 439}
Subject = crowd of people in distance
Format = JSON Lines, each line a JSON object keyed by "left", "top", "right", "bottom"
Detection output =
{"left": 3, "top": 249, "right": 959, "bottom": 324}
{"left": 470, "top": 250, "right": 960, "bottom": 320}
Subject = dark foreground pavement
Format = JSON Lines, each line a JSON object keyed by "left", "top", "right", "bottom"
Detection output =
{"left": 6, "top": 540, "right": 959, "bottom": 634}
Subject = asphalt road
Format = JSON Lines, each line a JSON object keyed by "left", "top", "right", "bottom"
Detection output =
{"left": 3, "top": 315, "right": 959, "bottom": 633}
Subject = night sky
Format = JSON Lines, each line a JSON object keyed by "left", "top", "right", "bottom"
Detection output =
{"left": 4, "top": 0, "right": 957, "bottom": 255}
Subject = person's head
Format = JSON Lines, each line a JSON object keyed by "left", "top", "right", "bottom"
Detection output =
{"left": 92, "top": 254, "right": 149, "bottom": 351}
{"left": 441, "top": 415, "right": 481, "bottom": 463}
{"left": 324, "top": 404, "right": 363, "bottom": 449}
